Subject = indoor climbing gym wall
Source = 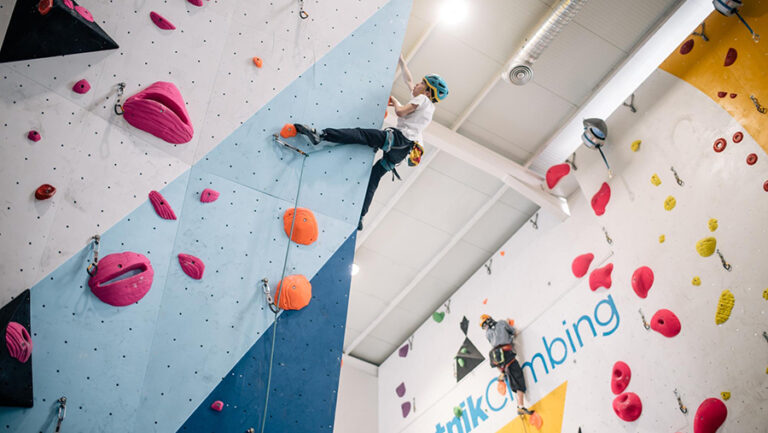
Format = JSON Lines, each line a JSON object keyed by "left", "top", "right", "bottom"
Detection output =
{"left": 0, "top": 0, "right": 411, "bottom": 432}
{"left": 377, "top": 6, "right": 768, "bottom": 433}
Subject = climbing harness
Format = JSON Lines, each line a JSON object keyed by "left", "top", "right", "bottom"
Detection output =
{"left": 86, "top": 234, "right": 100, "bottom": 276}
{"left": 55, "top": 396, "right": 67, "bottom": 433}
{"left": 670, "top": 166, "right": 684, "bottom": 186}
{"left": 622, "top": 94, "right": 637, "bottom": 113}
{"left": 529, "top": 212, "right": 539, "bottom": 230}
{"left": 113, "top": 82, "right": 126, "bottom": 115}
{"left": 260, "top": 278, "right": 280, "bottom": 313}
{"left": 674, "top": 389, "right": 688, "bottom": 414}
{"left": 638, "top": 309, "right": 651, "bottom": 330}
{"left": 750, "top": 95, "right": 767, "bottom": 114}
{"left": 692, "top": 22, "right": 709, "bottom": 41}
{"left": 298, "top": 0, "right": 309, "bottom": 19}
{"left": 716, "top": 249, "right": 732, "bottom": 271}
{"left": 272, "top": 133, "right": 309, "bottom": 157}
{"left": 602, "top": 227, "right": 613, "bottom": 246}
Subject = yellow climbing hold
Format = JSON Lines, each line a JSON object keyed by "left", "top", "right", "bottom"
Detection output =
{"left": 696, "top": 237, "right": 717, "bottom": 257}
{"left": 659, "top": 234, "right": 665, "bottom": 243}
{"left": 651, "top": 174, "right": 661, "bottom": 186}
{"left": 721, "top": 392, "right": 731, "bottom": 401}
{"left": 631, "top": 140, "right": 641, "bottom": 152}
{"left": 715, "top": 289, "right": 735, "bottom": 325}
{"left": 708, "top": 218, "right": 718, "bottom": 232}
{"left": 763, "top": 289, "right": 768, "bottom": 300}
{"left": 664, "top": 196, "right": 676, "bottom": 211}
{"left": 692, "top": 276, "right": 701, "bottom": 286}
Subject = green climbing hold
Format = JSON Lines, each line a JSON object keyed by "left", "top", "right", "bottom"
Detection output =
{"left": 453, "top": 406, "right": 463, "bottom": 418}
{"left": 457, "top": 358, "right": 465, "bottom": 368}
{"left": 460, "top": 347, "right": 468, "bottom": 354}
{"left": 432, "top": 311, "right": 445, "bottom": 323}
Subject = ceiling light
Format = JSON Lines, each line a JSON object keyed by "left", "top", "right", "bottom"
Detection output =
{"left": 439, "top": 0, "right": 468, "bottom": 25}
{"left": 351, "top": 263, "right": 360, "bottom": 276}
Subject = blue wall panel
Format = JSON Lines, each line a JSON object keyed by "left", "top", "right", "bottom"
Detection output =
{"left": 178, "top": 232, "right": 356, "bottom": 433}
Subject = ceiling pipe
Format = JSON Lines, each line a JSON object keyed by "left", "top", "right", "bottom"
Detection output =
{"left": 504, "top": 0, "right": 588, "bottom": 85}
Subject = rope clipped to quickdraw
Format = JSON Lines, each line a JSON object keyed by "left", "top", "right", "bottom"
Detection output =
{"left": 112, "top": 82, "right": 126, "bottom": 115}
{"left": 55, "top": 396, "right": 67, "bottom": 433}
{"left": 86, "top": 234, "right": 100, "bottom": 276}
{"left": 261, "top": 278, "right": 280, "bottom": 314}
{"left": 298, "top": 0, "right": 308, "bottom": 19}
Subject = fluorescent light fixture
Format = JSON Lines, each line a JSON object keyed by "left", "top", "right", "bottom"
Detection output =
{"left": 351, "top": 263, "right": 360, "bottom": 276}
{"left": 439, "top": 0, "right": 468, "bottom": 25}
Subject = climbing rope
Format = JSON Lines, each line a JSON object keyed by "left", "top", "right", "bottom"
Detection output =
{"left": 86, "top": 234, "right": 100, "bottom": 276}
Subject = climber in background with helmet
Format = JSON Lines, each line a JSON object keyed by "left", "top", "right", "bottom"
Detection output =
{"left": 293, "top": 53, "right": 448, "bottom": 231}
{"left": 480, "top": 314, "right": 535, "bottom": 416}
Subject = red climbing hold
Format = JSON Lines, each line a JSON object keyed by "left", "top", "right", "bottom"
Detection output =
{"left": 589, "top": 263, "right": 613, "bottom": 291}
{"left": 717, "top": 91, "right": 727, "bottom": 98}
{"left": 723, "top": 48, "right": 737, "bottom": 67}
{"left": 613, "top": 392, "right": 642, "bottom": 422}
{"left": 188, "top": 0, "right": 204, "bottom": 6}
{"left": 27, "top": 130, "right": 41, "bottom": 142}
{"left": 650, "top": 309, "right": 681, "bottom": 338}
{"left": 72, "top": 79, "right": 90, "bottom": 94}
{"left": 713, "top": 138, "right": 726, "bottom": 153}
{"left": 280, "top": 123, "right": 297, "bottom": 138}
{"left": 763, "top": 180, "right": 768, "bottom": 192}
{"left": 75, "top": 5, "right": 94, "bottom": 22}
{"left": 631, "top": 266, "right": 654, "bottom": 299}
{"left": 590, "top": 182, "right": 611, "bottom": 216}
{"left": 5, "top": 322, "right": 32, "bottom": 363}
{"left": 123, "top": 82, "right": 194, "bottom": 144}
{"left": 729, "top": 93, "right": 737, "bottom": 99}
{"left": 611, "top": 361, "right": 631, "bottom": 395}
{"left": 571, "top": 253, "right": 594, "bottom": 278}
{"left": 148, "top": 190, "right": 177, "bottom": 220}
{"left": 150, "top": 11, "right": 176, "bottom": 30}
{"left": 396, "top": 382, "right": 406, "bottom": 397}
{"left": 401, "top": 401, "right": 411, "bottom": 418}
{"left": 545, "top": 163, "right": 570, "bottom": 189}
{"left": 35, "top": 184, "right": 56, "bottom": 200}
{"left": 37, "top": 0, "right": 53, "bottom": 15}
{"left": 679, "top": 39, "right": 694, "bottom": 55}
{"left": 694, "top": 398, "right": 727, "bottom": 433}
{"left": 211, "top": 400, "right": 224, "bottom": 412}
{"left": 88, "top": 252, "right": 154, "bottom": 306}
{"left": 732, "top": 131, "right": 743, "bottom": 143}
{"left": 747, "top": 153, "right": 757, "bottom": 165}
{"left": 178, "top": 254, "right": 205, "bottom": 280}
{"left": 200, "top": 188, "right": 220, "bottom": 203}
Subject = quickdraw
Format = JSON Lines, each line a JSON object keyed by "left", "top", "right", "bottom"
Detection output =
{"left": 529, "top": 212, "right": 539, "bottom": 230}
{"left": 670, "top": 166, "right": 684, "bottom": 186}
{"left": 261, "top": 278, "right": 280, "bottom": 313}
{"left": 298, "top": 0, "right": 308, "bottom": 19}
{"left": 750, "top": 95, "right": 767, "bottom": 114}
{"left": 273, "top": 134, "right": 309, "bottom": 157}
{"left": 692, "top": 22, "right": 709, "bottom": 41}
{"left": 55, "top": 396, "right": 67, "bottom": 433}
{"left": 86, "top": 235, "right": 100, "bottom": 276}
{"left": 638, "top": 309, "right": 650, "bottom": 330}
{"left": 622, "top": 93, "right": 637, "bottom": 113}
{"left": 716, "top": 249, "right": 732, "bottom": 271}
{"left": 114, "top": 82, "right": 126, "bottom": 115}
{"left": 602, "top": 226, "right": 613, "bottom": 245}
{"left": 674, "top": 389, "right": 688, "bottom": 414}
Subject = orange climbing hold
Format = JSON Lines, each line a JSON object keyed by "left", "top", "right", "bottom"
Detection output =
{"left": 497, "top": 379, "right": 506, "bottom": 396}
{"left": 252, "top": 56, "right": 263, "bottom": 68}
{"left": 283, "top": 208, "right": 318, "bottom": 245}
{"left": 274, "top": 275, "right": 312, "bottom": 310}
{"left": 280, "top": 123, "right": 297, "bottom": 138}
{"left": 528, "top": 412, "right": 543, "bottom": 429}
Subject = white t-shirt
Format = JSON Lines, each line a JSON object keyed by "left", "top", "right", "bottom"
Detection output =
{"left": 396, "top": 93, "right": 435, "bottom": 144}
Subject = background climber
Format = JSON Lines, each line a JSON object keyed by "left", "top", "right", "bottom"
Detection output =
{"left": 293, "top": 54, "right": 448, "bottom": 230}
{"left": 480, "top": 314, "right": 534, "bottom": 416}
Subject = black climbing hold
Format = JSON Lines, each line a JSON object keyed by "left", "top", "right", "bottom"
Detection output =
{"left": 0, "top": 289, "right": 33, "bottom": 407}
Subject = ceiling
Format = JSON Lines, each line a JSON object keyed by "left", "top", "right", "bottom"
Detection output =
{"left": 344, "top": 0, "right": 681, "bottom": 364}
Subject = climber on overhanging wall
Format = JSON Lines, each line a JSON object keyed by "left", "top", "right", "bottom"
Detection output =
{"left": 293, "top": 54, "right": 448, "bottom": 231}
{"left": 480, "top": 314, "right": 535, "bottom": 416}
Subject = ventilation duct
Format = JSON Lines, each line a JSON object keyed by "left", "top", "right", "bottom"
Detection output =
{"left": 504, "top": 0, "right": 588, "bottom": 85}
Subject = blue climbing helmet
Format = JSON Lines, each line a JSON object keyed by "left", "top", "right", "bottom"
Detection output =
{"left": 423, "top": 74, "right": 449, "bottom": 103}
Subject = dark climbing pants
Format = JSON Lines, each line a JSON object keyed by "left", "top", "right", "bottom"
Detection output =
{"left": 505, "top": 360, "right": 526, "bottom": 393}
{"left": 321, "top": 127, "right": 414, "bottom": 219}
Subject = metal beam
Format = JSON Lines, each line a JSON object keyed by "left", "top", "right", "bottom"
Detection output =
{"left": 344, "top": 184, "right": 509, "bottom": 356}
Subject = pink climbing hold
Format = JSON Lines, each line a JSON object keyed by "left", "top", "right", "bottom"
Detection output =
{"left": 88, "top": 252, "right": 154, "bottom": 307}
{"left": 74, "top": 5, "right": 94, "bottom": 22}
{"left": 694, "top": 398, "right": 727, "bottom": 433}
{"left": 650, "top": 309, "right": 681, "bottom": 338}
{"left": 62, "top": 0, "right": 73, "bottom": 9}
{"left": 178, "top": 253, "right": 205, "bottom": 280}
{"left": 210, "top": 400, "right": 224, "bottom": 412}
{"left": 631, "top": 266, "right": 654, "bottom": 299}
{"left": 122, "top": 81, "right": 194, "bottom": 144}
{"left": 188, "top": 0, "right": 204, "bottom": 6}
{"left": 571, "top": 253, "right": 594, "bottom": 278}
{"left": 591, "top": 182, "right": 611, "bottom": 216}
{"left": 588, "top": 263, "right": 613, "bottom": 291}
{"left": 401, "top": 401, "right": 411, "bottom": 418}
{"left": 611, "top": 361, "right": 631, "bottom": 395}
{"left": 27, "top": 130, "right": 41, "bottom": 142}
{"left": 398, "top": 343, "right": 409, "bottom": 358}
{"left": 148, "top": 190, "right": 177, "bottom": 220}
{"left": 396, "top": 382, "right": 406, "bottom": 397}
{"left": 5, "top": 322, "right": 33, "bottom": 363}
{"left": 200, "top": 188, "right": 220, "bottom": 203}
{"left": 72, "top": 79, "right": 91, "bottom": 94}
{"left": 613, "top": 392, "right": 642, "bottom": 422}
{"left": 545, "top": 163, "right": 570, "bottom": 189}
{"left": 150, "top": 11, "right": 176, "bottom": 30}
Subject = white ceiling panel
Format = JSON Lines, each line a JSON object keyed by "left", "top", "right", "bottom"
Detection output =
{"left": 363, "top": 208, "right": 450, "bottom": 269}
{"left": 369, "top": 306, "right": 429, "bottom": 349}
{"left": 463, "top": 80, "right": 576, "bottom": 157}
{"left": 457, "top": 118, "right": 535, "bottom": 164}
{"left": 428, "top": 151, "right": 503, "bottom": 197}
{"left": 532, "top": 22, "right": 627, "bottom": 106}
{"left": 394, "top": 168, "right": 492, "bottom": 233}
{"left": 401, "top": 13, "right": 431, "bottom": 55}
{"left": 574, "top": 0, "right": 678, "bottom": 53}
{"left": 349, "top": 332, "right": 397, "bottom": 362}
{"left": 462, "top": 199, "right": 534, "bottom": 251}
{"left": 345, "top": 289, "right": 388, "bottom": 333}
{"left": 398, "top": 274, "right": 454, "bottom": 318}
{"left": 351, "top": 246, "right": 419, "bottom": 301}
{"left": 427, "top": 239, "right": 491, "bottom": 286}
{"left": 499, "top": 188, "right": 541, "bottom": 214}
